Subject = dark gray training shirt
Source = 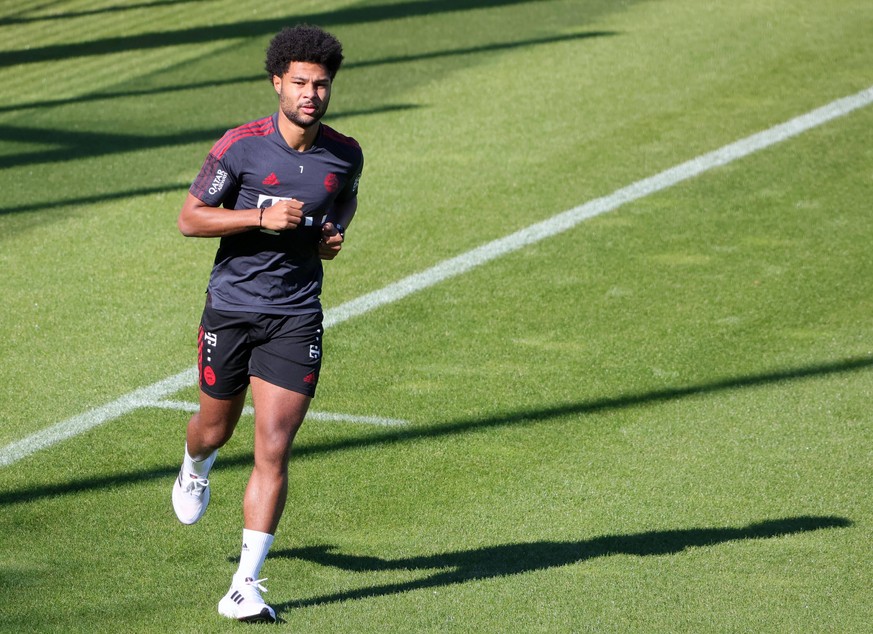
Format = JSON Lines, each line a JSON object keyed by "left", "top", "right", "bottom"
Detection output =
{"left": 190, "top": 113, "right": 363, "bottom": 315}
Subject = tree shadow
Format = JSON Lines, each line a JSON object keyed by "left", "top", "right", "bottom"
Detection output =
{"left": 270, "top": 516, "right": 851, "bottom": 609}
{"left": 0, "top": 0, "right": 208, "bottom": 27}
{"left": 0, "top": 355, "right": 870, "bottom": 505}
{"left": 0, "top": 0, "right": 625, "bottom": 66}
{"left": 0, "top": 31, "right": 614, "bottom": 115}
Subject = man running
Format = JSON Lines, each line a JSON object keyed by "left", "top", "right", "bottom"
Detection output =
{"left": 171, "top": 24, "right": 363, "bottom": 623}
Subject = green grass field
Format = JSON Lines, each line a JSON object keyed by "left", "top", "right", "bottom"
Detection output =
{"left": 1, "top": 0, "right": 872, "bottom": 631}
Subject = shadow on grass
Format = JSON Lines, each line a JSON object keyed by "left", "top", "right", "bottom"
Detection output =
{"left": 0, "top": 103, "right": 417, "bottom": 174}
{"left": 270, "top": 516, "right": 851, "bottom": 609}
{"left": 1, "top": 355, "right": 871, "bottom": 506}
{"left": 0, "top": 183, "right": 189, "bottom": 217}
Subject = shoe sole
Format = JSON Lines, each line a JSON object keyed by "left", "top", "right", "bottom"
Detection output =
{"left": 218, "top": 601, "right": 276, "bottom": 623}
{"left": 238, "top": 608, "right": 276, "bottom": 623}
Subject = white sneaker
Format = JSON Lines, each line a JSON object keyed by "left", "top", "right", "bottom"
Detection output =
{"left": 171, "top": 450, "right": 217, "bottom": 524}
{"left": 172, "top": 470, "right": 210, "bottom": 524}
{"left": 218, "top": 577, "right": 277, "bottom": 623}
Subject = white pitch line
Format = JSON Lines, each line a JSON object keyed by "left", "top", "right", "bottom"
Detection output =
{"left": 306, "top": 412, "right": 408, "bottom": 426}
{"left": 0, "top": 367, "right": 196, "bottom": 468}
{"left": 146, "top": 399, "right": 408, "bottom": 426}
{"left": 324, "top": 85, "right": 873, "bottom": 327}
{"left": 2, "top": 84, "right": 872, "bottom": 468}
{"left": 145, "top": 399, "right": 202, "bottom": 413}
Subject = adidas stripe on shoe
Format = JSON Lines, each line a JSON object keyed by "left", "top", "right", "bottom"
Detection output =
{"left": 218, "top": 577, "right": 276, "bottom": 623}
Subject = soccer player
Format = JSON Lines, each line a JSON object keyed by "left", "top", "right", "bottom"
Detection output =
{"left": 171, "top": 24, "right": 363, "bottom": 623}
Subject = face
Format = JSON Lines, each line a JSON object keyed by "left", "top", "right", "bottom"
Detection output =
{"left": 273, "top": 61, "right": 332, "bottom": 129}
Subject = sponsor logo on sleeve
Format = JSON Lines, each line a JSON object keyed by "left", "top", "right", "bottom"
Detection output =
{"left": 209, "top": 169, "right": 228, "bottom": 195}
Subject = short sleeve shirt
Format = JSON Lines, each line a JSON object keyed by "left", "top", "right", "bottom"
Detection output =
{"left": 189, "top": 114, "right": 363, "bottom": 315}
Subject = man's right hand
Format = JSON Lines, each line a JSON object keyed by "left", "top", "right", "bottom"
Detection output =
{"left": 261, "top": 198, "right": 305, "bottom": 232}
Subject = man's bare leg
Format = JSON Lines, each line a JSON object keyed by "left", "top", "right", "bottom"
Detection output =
{"left": 218, "top": 377, "right": 310, "bottom": 622}
{"left": 244, "top": 376, "right": 310, "bottom": 534}
{"left": 172, "top": 390, "right": 247, "bottom": 525}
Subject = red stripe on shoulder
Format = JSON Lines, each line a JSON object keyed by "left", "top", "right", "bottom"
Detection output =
{"left": 210, "top": 116, "right": 275, "bottom": 159}
{"left": 321, "top": 124, "right": 360, "bottom": 149}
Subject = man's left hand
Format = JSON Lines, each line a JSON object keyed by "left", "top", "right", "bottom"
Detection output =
{"left": 319, "top": 222, "right": 344, "bottom": 260}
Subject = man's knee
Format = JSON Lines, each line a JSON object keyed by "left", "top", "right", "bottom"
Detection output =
{"left": 189, "top": 410, "right": 238, "bottom": 448}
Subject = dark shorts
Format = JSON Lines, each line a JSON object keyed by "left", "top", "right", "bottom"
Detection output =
{"left": 198, "top": 303, "right": 323, "bottom": 399}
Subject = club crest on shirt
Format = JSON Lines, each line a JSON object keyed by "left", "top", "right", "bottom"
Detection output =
{"left": 324, "top": 173, "right": 339, "bottom": 193}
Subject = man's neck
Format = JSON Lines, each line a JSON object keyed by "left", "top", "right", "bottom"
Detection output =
{"left": 277, "top": 114, "right": 320, "bottom": 152}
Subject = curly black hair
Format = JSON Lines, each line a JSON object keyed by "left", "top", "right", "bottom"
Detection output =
{"left": 264, "top": 24, "right": 344, "bottom": 80}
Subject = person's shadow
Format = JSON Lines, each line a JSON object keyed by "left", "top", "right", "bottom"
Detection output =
{"left": 270, "top": 515, "right": 849, "bottom": 610}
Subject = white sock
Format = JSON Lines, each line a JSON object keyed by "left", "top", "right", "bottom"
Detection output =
{"left": 182, "top": 444, "right": 216, "bottom": 478}
{"left": 235, "top": 529, "right": 275, "bottom": 583}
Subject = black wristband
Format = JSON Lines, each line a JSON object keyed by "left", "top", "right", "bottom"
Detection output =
{"left": 259, "top": 203, "right": 267, "bottom": 229}
{"left": 334, "top": 222, "right": 345, "bottom": 239}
